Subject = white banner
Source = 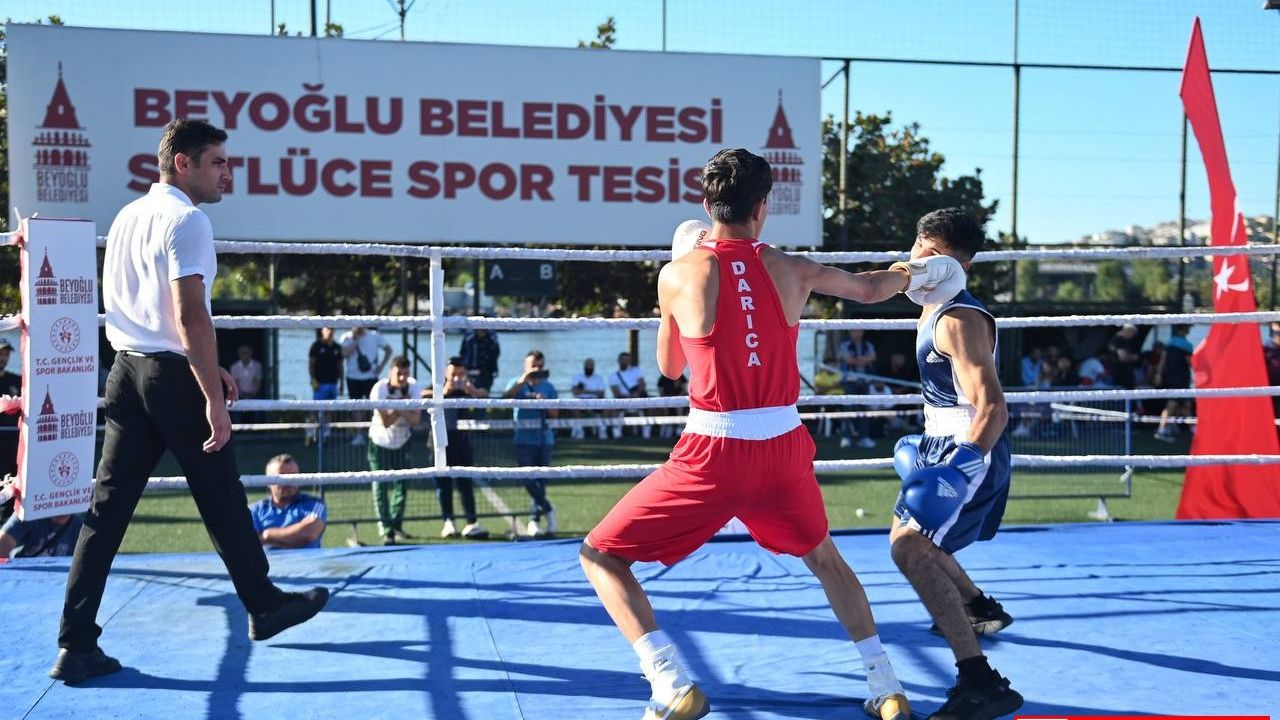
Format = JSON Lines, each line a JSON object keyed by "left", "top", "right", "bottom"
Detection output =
{"left": 7, "top": 24, "right": 821, "bottom": 246}
{"left": 18, "top": 217, "right": 99, "bottom": 521}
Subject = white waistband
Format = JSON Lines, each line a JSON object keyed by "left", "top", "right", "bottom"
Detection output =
{"left": 923, "top": 404, "right": 976, "bottom": 439}
{"left": 684, "top": 405, "right": 801, "bottom": 440}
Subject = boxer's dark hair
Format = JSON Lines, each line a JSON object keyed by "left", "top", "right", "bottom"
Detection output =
{"left": 702, "top": 149, "right": 773, "bottom": 224}
{"left": 916, "top": 208, "right": 986, "bottom": 260}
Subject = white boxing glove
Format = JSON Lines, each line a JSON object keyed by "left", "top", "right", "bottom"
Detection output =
{"left": 889, "top": 254, "right": 967, "bottom": 306}
{"left": 672, "top": 219, "right": 711, "bottom": 261}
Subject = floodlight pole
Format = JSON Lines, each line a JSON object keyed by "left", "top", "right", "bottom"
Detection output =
{"left": 839, "top": 60, "right": 850, "bottom": 249}
{"left": 310, "top": 0, "right": 317, "bottom": 36}
{"left": 1270, "top": 0, "right": 1280, "bottom": 309}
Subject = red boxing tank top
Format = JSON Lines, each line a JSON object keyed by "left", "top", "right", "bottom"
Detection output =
{"left": 681, "top": 239, "right": 800, "bottom": 412}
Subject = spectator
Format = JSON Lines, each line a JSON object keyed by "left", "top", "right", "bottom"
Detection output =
{"left": 1019, "top": 347, "right": 1042, "bottom": 387}
{"left": 459, "top": 329, "right": 501, "bottom": 391}
{"left": 368, "top": 356, "right": 421, "bottom": 545}
{"left": 1140, "top": 341, "right": 1164, "bottom": 389}
{"left": 306, "top": 327, "right": 344, "bottom": 445}
{"left": 0, "top": 338, "right": 21, "bottom": 523}
{"left": 570, "top": 358, "right": 608, "bottom": 440}
{"left": 609, "top": 351, "right": 650, "bottom": 439}
{"left": 226, "top": 344, "right": 263, "bottom": 424}
{"left": 838, "top": 329, "right": 876, "bottom": 448}
{"left": 229, "top": 344, "right": 263, "bottom": 401}
{"left": 503, "top": 350, "right": 558, "bottom": 537}
{"left": 1265, "top": 322, "right": 1280, "bottom": 433}
{"left": 881, "top": 352, "right": 920, "bottom": 432}
{"left": 0, "top": 511, "right": 84, "bottom": 559}
{"left": 1108, "top": 324, "right": 1142, "bottom": 389}
{"left": 249, "top": 454, "right": 327, "bottom": 550}
{"left": 1078, "top": 353, "right": 1112, "bottom": 387}
{"left": 1266, "top": 322, "right": 1280, "bottom": 383}
{"left": 1154, "top": 325, "right": 1195, "bottom": 442}
{"left": 341, "top": 327, "right": 394, "bottom": 446}
{"left": 431, "top": 357, "right": 489, "bottom": 539}
{"left": 657, "top": 370, "right": 690, "bottom": 439}
{"left": 1051, "top": 356, "right": 1079, "bottom": 387}
{"left": 865, "top": 379, "right": 894, "bottom": 440}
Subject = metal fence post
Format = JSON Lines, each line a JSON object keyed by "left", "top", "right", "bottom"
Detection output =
{"left": 430, "top": 251, "right": 448, "bottom": 471}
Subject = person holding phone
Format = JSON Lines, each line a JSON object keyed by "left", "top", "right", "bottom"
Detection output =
{"left": 503, "top": 350, "right": 558, "bottom": 536}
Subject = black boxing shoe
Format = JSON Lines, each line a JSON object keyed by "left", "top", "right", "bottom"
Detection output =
{"left": 49, "top": 646, "right": 123, "bottom": 685}
{"left": 248, "top": 587, "right": 329, "bottom": 641}
{"left": 931, "top": 594, "right": 1014, "bottom": 637}
{"left": 928, "top": 669, "right": 1023, "bottom": 720}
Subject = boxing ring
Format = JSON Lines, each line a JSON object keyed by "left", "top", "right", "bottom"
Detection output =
{"left": 4, "top": 522, "right": 1279, "bottom": 718}
{"left": 3, "top": 239, "right": 1280, "bottom": 718}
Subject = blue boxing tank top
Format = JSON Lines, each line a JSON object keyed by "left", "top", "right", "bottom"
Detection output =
{"left": 916, "top": 290, "right": 999, "bottom": 440}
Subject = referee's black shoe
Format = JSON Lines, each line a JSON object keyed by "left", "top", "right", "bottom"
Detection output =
{"left": 928, "top": 669, "right": 1023, "bottom": 720}
{"left": 930, "top": 594, "right": 1014, "bottom": 637}
{"left": 49, "top": 646, "right": 123, "bottom": 685}
{"left": 249, "top": 587, "right": 329, "bottom": 641}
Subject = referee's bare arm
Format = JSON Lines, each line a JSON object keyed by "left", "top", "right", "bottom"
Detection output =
{"left": 172, "top": 275, "right": 237, "bottom": 452}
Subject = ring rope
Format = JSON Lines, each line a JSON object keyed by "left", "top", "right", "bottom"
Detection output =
{"left": 218, "top": 385, "right": 1280, "bottom": 412}
{"left": 71, "top": 236, "right": 1280, "bottom": 263}
{"left": 143, "top": 453, "right": 1280, "bottom": 490}
{"left": 191, "top": 310, "right": 1280, "bottom": 331}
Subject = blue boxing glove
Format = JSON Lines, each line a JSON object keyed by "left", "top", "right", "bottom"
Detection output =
{"left": 901, "top": 466, "right": 967, "bottom": 531}
{"left": 942, "top": 441, "right": 990, "bottom": 488}
{"left": 893, "top": 435, "right": 923, "bottom": 481}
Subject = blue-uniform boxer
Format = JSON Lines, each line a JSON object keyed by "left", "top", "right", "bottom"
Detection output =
{"left": 886, "top": 208, "right": 1023, "bottom": 720}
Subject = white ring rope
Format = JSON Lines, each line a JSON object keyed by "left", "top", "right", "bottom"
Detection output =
{"left": 70, "top": 236, "right": 1280, "bottom": 263}
{"left": 222, "top": 385, "right": 1280, "bottom": 412}
{"left": 196, "top": 310, "right": 1280, "bottom": 331}
{"left": 144, "top": 453, "right": 1280, "bottom": 490}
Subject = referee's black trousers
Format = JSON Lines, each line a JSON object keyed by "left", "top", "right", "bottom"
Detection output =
{"left": 59, "top": 353, "right": 282, "bottom": 651}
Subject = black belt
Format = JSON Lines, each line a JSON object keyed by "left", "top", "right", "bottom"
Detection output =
{"left": 120, "top": 350, "right": 187, "bottom": 361}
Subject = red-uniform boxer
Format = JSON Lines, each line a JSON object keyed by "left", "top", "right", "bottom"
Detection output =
{"left": 580, "top": 148, "right": 965, "bottom": 720}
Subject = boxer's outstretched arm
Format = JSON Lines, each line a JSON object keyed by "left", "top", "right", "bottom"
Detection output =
{"left": 935, "top": 308, "right": 1008, "bottom": 451}
{"left": 806, "top": 260, "right": 910, "bottom": 304}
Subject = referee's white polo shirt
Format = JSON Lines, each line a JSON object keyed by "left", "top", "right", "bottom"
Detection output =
{"left": 103, "top": 183, "right": 217, "bottom": 356}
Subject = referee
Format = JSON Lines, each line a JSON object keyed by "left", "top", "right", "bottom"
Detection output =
{"left": 51, "top": 120, "right": 328, "bottom": 684}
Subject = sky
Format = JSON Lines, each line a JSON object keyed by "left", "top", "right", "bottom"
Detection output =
{"left": 5, "top": 0, "right": 1280, "bottom": 244}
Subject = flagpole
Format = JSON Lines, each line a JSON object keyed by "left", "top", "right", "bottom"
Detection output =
{"left": 1178, "top": 112, "right": 1188, "bottom": 306}
{"left": 1271, "top": 105, "right": 1278, "bottom": 310}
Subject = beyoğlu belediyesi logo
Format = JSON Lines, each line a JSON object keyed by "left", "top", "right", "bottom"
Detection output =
{"left": 33, "top": 249, "right": 95, "bottom": 307}
{"left": 761, "top": 89, "right": 802, "bottom": 216}
{"left": 33, "top": 62, "right": 91, "bottom": 204}
{"left": 35, "top": 388, "right": 95, "bottom": 444}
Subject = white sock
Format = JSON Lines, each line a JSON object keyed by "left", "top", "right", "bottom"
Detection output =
{"left": 854, "top": 635, "right": 884, "bottom": 660}
{"left": 633, "top": 630, "right": 690, "bottom": 699}
{"left": 863, "top": 651, "right": 904, "bottom": 699}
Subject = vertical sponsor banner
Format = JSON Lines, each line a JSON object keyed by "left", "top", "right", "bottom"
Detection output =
{"left": 18, "top": 218, "right": 98, "bottom": 521}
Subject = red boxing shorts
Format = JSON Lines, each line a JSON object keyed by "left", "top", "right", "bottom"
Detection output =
{"left": 587, "top": 424, "right": 829, "bottom": 566}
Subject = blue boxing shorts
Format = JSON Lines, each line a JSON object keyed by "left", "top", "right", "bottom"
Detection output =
{"left": 893, "top": 432, "right": 1012, "bottom": 554}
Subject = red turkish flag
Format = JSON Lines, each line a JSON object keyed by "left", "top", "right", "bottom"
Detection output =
{"left": 1177, "top": 18, "right": 1280, "bottom": 519}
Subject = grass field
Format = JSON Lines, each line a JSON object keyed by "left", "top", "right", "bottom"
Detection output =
{"left": 116, "top": 422, "right": 1190, "bottom": 554}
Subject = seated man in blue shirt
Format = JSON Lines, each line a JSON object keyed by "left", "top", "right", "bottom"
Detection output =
{"left": 0, "top": 512, "right": 84, "bottom": 559}
{"left": 249, "top": 454, "right": 327, "bottom": 550}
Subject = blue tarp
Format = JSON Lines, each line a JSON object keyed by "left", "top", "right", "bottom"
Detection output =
{"left": 3, "top": 521, "right": 1278, "bottom": 719}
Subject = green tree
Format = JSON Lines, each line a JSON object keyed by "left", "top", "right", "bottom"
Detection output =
{"left": 821, "top": 112, "right": 1008, "bottom": 305}
{"left": 578, "top": 17, "right": 617, "bottom": 49}
{"left": 1094, "top": 260, "right": 1128, "bottom": 301}
{"left": 1014, "top": 258, "right": 1040, "bottom": 301}
{"left": 1055, "top": 280, "right": 1085, "bottom": 302}
{"left": 1131, "top": 259, "right": 1176, "bottom": 303}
